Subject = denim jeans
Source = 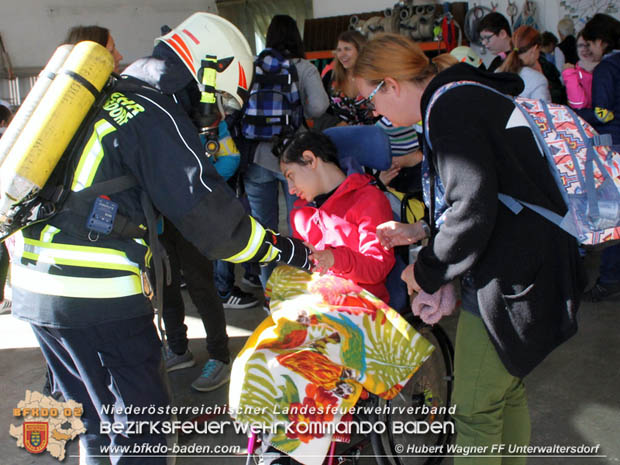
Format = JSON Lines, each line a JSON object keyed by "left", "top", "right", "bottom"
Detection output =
{"left": 213, "top": 195, "right": 260, "bottom": 297}
{"left": 598, "top": 143, "right": 620, "bottom": 285}
{"left": 213, "top": 260, "right": 257, "bottom": 297}
{"left": 243, "top": 163, "right": 297, "bottom": 288}
{"left": 214, "top": 259, "right": 235, "bottom": 298}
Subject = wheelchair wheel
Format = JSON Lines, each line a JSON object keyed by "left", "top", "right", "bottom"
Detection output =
{"left": 371, "top": 316, "right": 454, "bottom": 465}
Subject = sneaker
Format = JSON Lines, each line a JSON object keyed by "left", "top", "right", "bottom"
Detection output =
{"left": 0, "top": 299, "right": 11, "bottom": 315}
{"left": 164, "top": 346, "right": 195, "bottom": 372}
{"left": 221, "top": 286, "right": 259, "bottom": 309}
{"left": 191, "top": 359, "right": 231, "bottom": 392}
{"left": 242, "top": 274, "right": 262, "bottom": 289}
{"left": 583, "top": 280, "right": 620, "bottom": 302}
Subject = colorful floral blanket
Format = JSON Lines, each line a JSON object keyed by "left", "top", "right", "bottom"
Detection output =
{"left": 229, "top": 266, "right": 435, "bottom": 465}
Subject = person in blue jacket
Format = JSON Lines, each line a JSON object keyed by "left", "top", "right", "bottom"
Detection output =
{"left": 579, "top": 14, "right": 620, "bottom": 302}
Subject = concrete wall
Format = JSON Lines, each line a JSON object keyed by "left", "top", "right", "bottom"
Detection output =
{"left": 2, "top": 0, "right": 618, "bottom": 102}
{"left": 0, "top": 0, "right": 217, "bottom": 103}
{"left": 0, "top": 0, "right": 217, "bottom": 71}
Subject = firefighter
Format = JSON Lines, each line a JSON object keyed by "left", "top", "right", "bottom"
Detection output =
{"left": 10, "top": 13, "right": 310, "bottom": 464}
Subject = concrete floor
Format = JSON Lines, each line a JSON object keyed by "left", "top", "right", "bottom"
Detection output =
{"left": 1, "top": 251, "right": 619, "bottom": 465}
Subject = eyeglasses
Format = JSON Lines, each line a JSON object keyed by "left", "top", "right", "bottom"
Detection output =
{"left": 480, "top": 33, "right": 495, "bottom": 43}
{"left": 364, "top": 80, "right": 384, "bottom": 112}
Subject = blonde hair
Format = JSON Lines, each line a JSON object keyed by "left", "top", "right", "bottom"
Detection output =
{"left": 557, "top": 17, "right": 575, "bottom": 38}
{"left": 433, "top": 52, "right": 459, "bottom": 70}
{"left": 353, "top": 33, "right": 455, "bottom": 85}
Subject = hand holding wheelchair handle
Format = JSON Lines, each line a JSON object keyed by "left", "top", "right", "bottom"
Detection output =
{"left": 267, "top": 231, "right": 312, "bottom": 272}
{"left": 376, "top": 219, "right": 430, "bottom": 250}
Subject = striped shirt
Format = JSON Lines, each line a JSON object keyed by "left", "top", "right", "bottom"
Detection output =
{"left": 375, "top": 117, "right": 419, "bottom": 156}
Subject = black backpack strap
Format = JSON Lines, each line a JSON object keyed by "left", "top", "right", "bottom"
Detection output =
{"left": 242, "top": 113, "right": 294, "bottom": 126}
{"left": 54, "top": 174, "right": 146, "bottom": 239}
{"left": 254, "top": 73, "right": 294, "bottom": 89}
{"left": 140, "top": 189, "right": 171, "bottom": 344}
{"left": 287, "top": 59, "right": 304, "bottom": 126}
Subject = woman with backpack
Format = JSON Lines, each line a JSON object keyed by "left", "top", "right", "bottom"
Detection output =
{"left": 355, "top": 33, "right": 586, "bottom": 464}
{"left": 242, "top": 15, "right": 329, "bottom": 289}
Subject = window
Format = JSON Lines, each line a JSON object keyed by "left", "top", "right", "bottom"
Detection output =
{"left": 217, "top": 0, "right": 313, "bottom": 54}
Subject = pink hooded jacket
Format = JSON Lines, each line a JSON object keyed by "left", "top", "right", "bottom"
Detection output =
{"left": 562, "top": 64, "right": 593, "bottom": 109}
{"left": 291, "top": 173, "right": 395, "bottom": 303}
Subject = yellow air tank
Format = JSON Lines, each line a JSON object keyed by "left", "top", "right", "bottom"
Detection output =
{"left": 0, "top": 41, "right": 114, "bottom": 218}
{"left": 0, "top": 44, "right": 74, "bottom": 167}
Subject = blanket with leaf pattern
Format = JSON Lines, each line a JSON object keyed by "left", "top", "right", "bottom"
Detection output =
{"left": 229, "top": 266, "right": 435, "bottom": 465}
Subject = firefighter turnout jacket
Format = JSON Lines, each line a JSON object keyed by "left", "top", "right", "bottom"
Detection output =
{"left": 10, "top": 74, "right": 294, "bottom": 328}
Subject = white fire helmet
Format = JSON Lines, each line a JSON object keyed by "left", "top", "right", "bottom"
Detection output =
{"left": 450, "top": 46, "right": 483, "bottom": 68}
{"left": 155, "top": 12, "right": 253, "bottom": 107}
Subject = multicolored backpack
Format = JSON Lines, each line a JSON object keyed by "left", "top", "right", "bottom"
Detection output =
{"left": 423, "top": 80, "right": 620, "bottom": 246}
{"left": 241, "top": 48, "right": 302, "bottom": 141}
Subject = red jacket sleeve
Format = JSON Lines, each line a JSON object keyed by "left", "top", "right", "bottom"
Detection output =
{"left": 329, "top": 190, "right": 395, "bottom": 286}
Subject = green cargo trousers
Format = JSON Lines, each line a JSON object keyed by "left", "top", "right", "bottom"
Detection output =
{"left": 452, "top": 310, "right": 531, "bottom": 465}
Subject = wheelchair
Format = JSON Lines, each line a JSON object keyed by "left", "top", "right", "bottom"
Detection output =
{"left": 244, "top": 126, "right": 455, "bottom": 465}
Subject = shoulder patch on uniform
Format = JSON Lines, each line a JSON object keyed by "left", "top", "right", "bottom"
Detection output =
{"left": 595, "top": 107, "right": 615, "bottom": 124}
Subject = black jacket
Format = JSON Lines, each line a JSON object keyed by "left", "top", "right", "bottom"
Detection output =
{"left": 415, "top": 63, "right": 586, "bottom": 377}
{"left": 558, "top": 35, "right": 578, "bottom": 65}
{"left": 539, "top": 56, "right": 567, "bottom": 104}
{"left": 488, "top": 52, "right": 509, "bottom": 73}
{"left": 12, "top": 57, "right": 277, "bottom": 328}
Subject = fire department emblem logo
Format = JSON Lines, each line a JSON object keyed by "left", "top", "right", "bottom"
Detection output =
{"left": 23, "top": 422, "right": 48, "bottom": 454}
{"left": 11, "top": 390, "right": 85, "bottom": 460}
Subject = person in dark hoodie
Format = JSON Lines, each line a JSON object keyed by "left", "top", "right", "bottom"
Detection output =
{"left": 477, "top": 12, "right": 513, "bottom": 72}
{"left": 577, "top": 14, "right": 620, "bottom": 302}
{"left": 11, "top": 13, "right": 312, "bottom": 464}
{"left": 354, "top": 33, "right": 585, "bottom": 463}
